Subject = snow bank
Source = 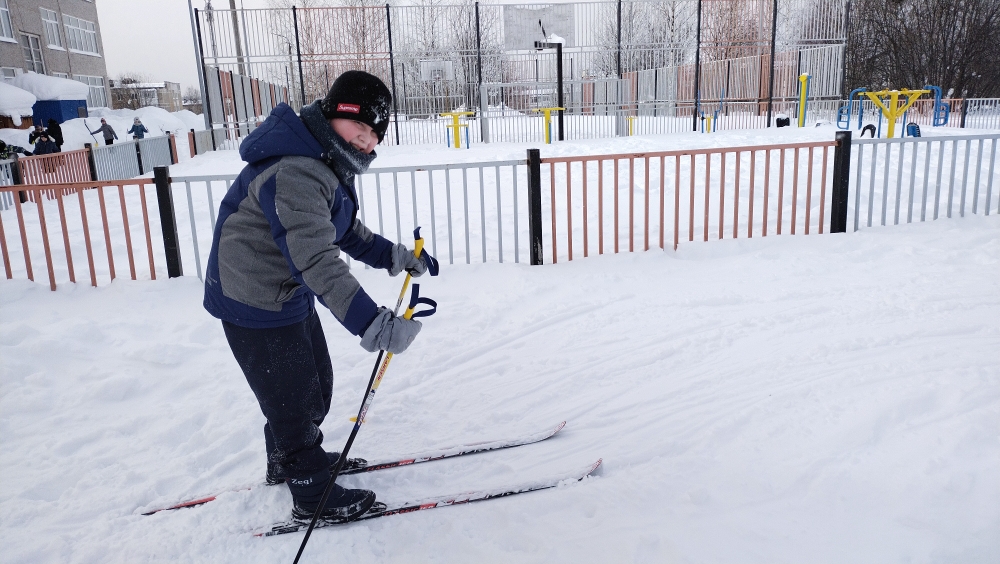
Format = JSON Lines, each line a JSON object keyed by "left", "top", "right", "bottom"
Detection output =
{"left": 11, "top": 71, "right": 88, "bottom": 101}
{"left": 0, "top": 83, "right": 36, "bottom": 126}
{"left": 173, "top": 110, "right": 207, "bottom": 132}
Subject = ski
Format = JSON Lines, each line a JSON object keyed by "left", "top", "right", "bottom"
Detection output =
{"left": 259, "top": 458, "right": 602, "bottom": 537}
{"left": 141, "top": 421, "right": 566, "bottom": 516}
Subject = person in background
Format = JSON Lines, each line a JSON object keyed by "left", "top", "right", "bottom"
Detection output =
{"left": 28, "top": 124, "right": 46, "bottom": 145}
{"left": 46, "top": 119, "right": 64, "bottom": 152}
{"left": 0, "top": 140, "right": 33, "bottom": 159}
{"left": 90, "top": 118, "right": 118, "bottom": 145}
{"left": 0, "top": 140, "right": 33, "bottom": 203}
{"left": 127, "top": 118, "right": 149, "bottom": 140}
{"left": 32, "top": 133, "right": 59, "bottom": 156}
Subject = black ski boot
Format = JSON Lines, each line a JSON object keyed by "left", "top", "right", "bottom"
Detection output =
{"left": 266, "top": 451, "right": 368, "bottom": 485}
{"left": 287, "top": 468, "right": 377, "bottom": 523}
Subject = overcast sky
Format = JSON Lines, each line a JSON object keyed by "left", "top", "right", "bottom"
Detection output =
{"left": 97, "top": 0, "right": 269, "bottom": 92}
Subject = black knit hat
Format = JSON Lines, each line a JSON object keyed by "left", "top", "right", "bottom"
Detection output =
{"left": 320, "top": 70, "right": 392, "bottom": 142}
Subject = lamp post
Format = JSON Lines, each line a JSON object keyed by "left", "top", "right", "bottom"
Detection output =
{"left": 534, "top": 40, "right": 564, "bottom": 141}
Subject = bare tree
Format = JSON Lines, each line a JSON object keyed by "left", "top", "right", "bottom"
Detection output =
{"left": 110, "top": 72, "right": 155, "bottom": 110}
{"left": 846, "top": 0, "right": 1000, "bottom": 97}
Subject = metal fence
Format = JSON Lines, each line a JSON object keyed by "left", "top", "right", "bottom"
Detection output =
{"left": 193, "top": 0, "right": 849, "bottom": 145}
{"left": 166, "top": 159, "right": 530, "bottom": 281}
{"left": 5, "top": 133, "right": 998, "bottom": 290}
{"left": 1, "top": 160, "right": 14, "bottom": 211}
{"left": 849, "top": 133, "right": 999, "bottom": 231}
{"left": 91, "top": 136, "right": 174, "bottom": 180}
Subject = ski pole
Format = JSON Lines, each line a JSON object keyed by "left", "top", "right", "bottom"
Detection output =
{"left": 292, "top": 229, "right": 438, "bottom": 564}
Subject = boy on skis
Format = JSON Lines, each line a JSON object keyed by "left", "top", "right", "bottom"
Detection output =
{"left": 204, "top": 71, "right": 434, "bottom": 523}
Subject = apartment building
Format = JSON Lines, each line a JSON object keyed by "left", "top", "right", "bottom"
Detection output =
{"left": 0, "top": 0, "right": 110, "bottom": 108}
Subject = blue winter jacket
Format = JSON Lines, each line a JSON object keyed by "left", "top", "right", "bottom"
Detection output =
{"left": 203, "top": 103, "right": 393, "bottom": 333}
{"left": 127, "top": 123, "right": 149, "bottom": 139}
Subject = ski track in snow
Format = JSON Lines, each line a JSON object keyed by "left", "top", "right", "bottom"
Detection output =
{"left": 2, "top": 155, "right": 1000, "bottom": 561}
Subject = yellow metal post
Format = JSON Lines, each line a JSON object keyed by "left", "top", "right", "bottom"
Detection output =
{"left": 797, "top": 74, "right": 810, "bottom": 127}
{"left": 627, "top": 115, "right": 637, "bottom": 135}
{"left": 861, "top": 89, "right": 929, "bottom": 138}
{"left": 440, "top": 111, "right": 474, "bottom": 148}
{"left": 533, "top": 107, "right": 565, "bottom": 144}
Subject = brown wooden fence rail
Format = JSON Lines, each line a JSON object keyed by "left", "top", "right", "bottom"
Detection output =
{"left": 0, "top": 179, "right": 158, "bottom": 290}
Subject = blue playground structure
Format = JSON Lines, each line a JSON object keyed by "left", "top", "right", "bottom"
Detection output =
{"left": 837, "top": 85, "right": 950, "bottom": 138}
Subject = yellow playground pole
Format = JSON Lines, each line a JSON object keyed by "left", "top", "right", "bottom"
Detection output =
{"left": 797, "top": 74, "right": 810, "bottom": 127}
{"left": 861, "top": 89, "right": 929, "bottom": 138}
{"left": 532, "top": 107, "right": 565, "bottom": 144}
{"left": 440, "top": 111, "right": 474, "bottom": 149}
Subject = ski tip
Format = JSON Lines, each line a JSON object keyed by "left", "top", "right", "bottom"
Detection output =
{"left": 554, "top": 421, "right": 567, "bottom": 433}
{"left": 588, "top": 459, "right": 603, "bottom": 474}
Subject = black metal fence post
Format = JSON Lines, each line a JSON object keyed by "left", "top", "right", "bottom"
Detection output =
{"left": 386, "top": 3, "right": 401, "bottom": 145}
{"left": 292, "top": 6, "right": 306, "bottom": 108}
{"left": 693, "top": 0, "right": 703, "bottom": 132}
{"left": 527, "top": 149, "right": 543, "bottom": 265}
{"left": 766, "top": 0, "right": 778, "bottom": 127}
{"left": 616, "top": 0, "right": 622, "bottom": 79}
{"left": 11, "top": 155, "right": 27, "bottom": 203}
{"left": 84, "top": 143, "right": 98, "bottom": 181}
{"left": 135, "top": 141, "right": 144, "bottom": 176}
{"left": 830, "top": 130, "right": 852, "bottom": 233}
{"left": 556, "top": 42, "right": 564, "bottom": 141}
{"left": 960, "top": 99, "right": 968, "bottom": 128}
{"left": 154, "top": 166, "right": 184, "bottom": 278}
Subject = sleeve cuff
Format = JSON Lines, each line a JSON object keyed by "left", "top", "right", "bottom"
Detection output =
{"left": 342, "top": 289, "right": 380, "bottom": 336}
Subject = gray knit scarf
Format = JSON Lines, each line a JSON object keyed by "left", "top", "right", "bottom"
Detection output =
{"left": 299, "top": 100, "right": 376, "bottom": 187}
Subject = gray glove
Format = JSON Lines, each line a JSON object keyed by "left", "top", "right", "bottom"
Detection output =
{"left": 360, "top": 307, "right": 422, "bottom": 354}
{"left": 389, "top": 243, "right": 427, "bottom": 277}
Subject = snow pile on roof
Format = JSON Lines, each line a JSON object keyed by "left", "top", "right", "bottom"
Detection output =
{"left": 0, "top": 82, "right": 37, "bottom": 125}
{"left": 12, "top": 71, "right": 89, "bottom": 101}
{"left": 546, "top": 33, "right": 566, "bottom": 44}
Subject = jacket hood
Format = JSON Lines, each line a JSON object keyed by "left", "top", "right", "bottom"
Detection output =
{"left": 239, "top": 103, "right": 324, "bottom": 165}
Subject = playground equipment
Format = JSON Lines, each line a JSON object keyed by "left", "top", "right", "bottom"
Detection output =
{"left": 626, "top": 115, "right": 637, "bottom": 135}
{"left": 861, "top": 89, "right": 929, "bottom": 138}
{"left": 797, "top": 74, "right": 811, "bottom": 127}
{"left": 838, "top": 85, "right": 949, "bottom": 137}
{"left": 440, "top": 111, "right": 474, "bottom": 149}
{"left": 699, "top": 110, "right": 718, "bottom": 133}
{"left": 923, "top": 85, "right": 950, "bottom": 126}
{"left": 532, "top": 107, "right": 565, "bottom": 144}
{"left": 837, "top": 87, "right": 867, "bottom": 129}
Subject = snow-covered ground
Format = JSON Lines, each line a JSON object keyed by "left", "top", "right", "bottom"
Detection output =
{"left": 2, "top": 208, "right": 998, "bottom": 563}
{"left": 2, "top": 125, "right": 998, "bottom": 562}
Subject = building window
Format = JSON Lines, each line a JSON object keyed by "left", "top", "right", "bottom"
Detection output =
{"left": 75, "top": 74, "right": 107, "bottom": 107}
{"left": 1, "top": 0, "right": 15, "bottom": 41}
{"left": 40, "top": 8, "right": 63, "bottom": 49}
{"left": 2, "top": 67, "right": 18, "bottom": 83}
{"left": 21, "top": 34, "right": 46, "bottom": 74}
{"left": 63, "top": 14, "right": 99, "bottom": 55}
{"left": 51, "top": 71, "right": 68, "bottom": 78}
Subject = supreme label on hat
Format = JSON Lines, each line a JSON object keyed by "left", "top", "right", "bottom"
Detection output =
{"left": 337, "top": 103, "right": 361, "bottom": 114}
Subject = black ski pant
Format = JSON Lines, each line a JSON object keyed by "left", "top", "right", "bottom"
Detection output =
{"left": 222, "top": 309, "right": 334, "bottom": 480}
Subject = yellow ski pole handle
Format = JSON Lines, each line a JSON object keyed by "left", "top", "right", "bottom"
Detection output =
{"left": 392, "top": 235, "right": 425, "bottom": 315}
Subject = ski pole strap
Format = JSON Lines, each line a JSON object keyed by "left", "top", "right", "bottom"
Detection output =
{"left": 412, "top": 227, "right": 440, "bottom": 277}
{"left": 404, "top": 284, "right": 437, "bottom": 320}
